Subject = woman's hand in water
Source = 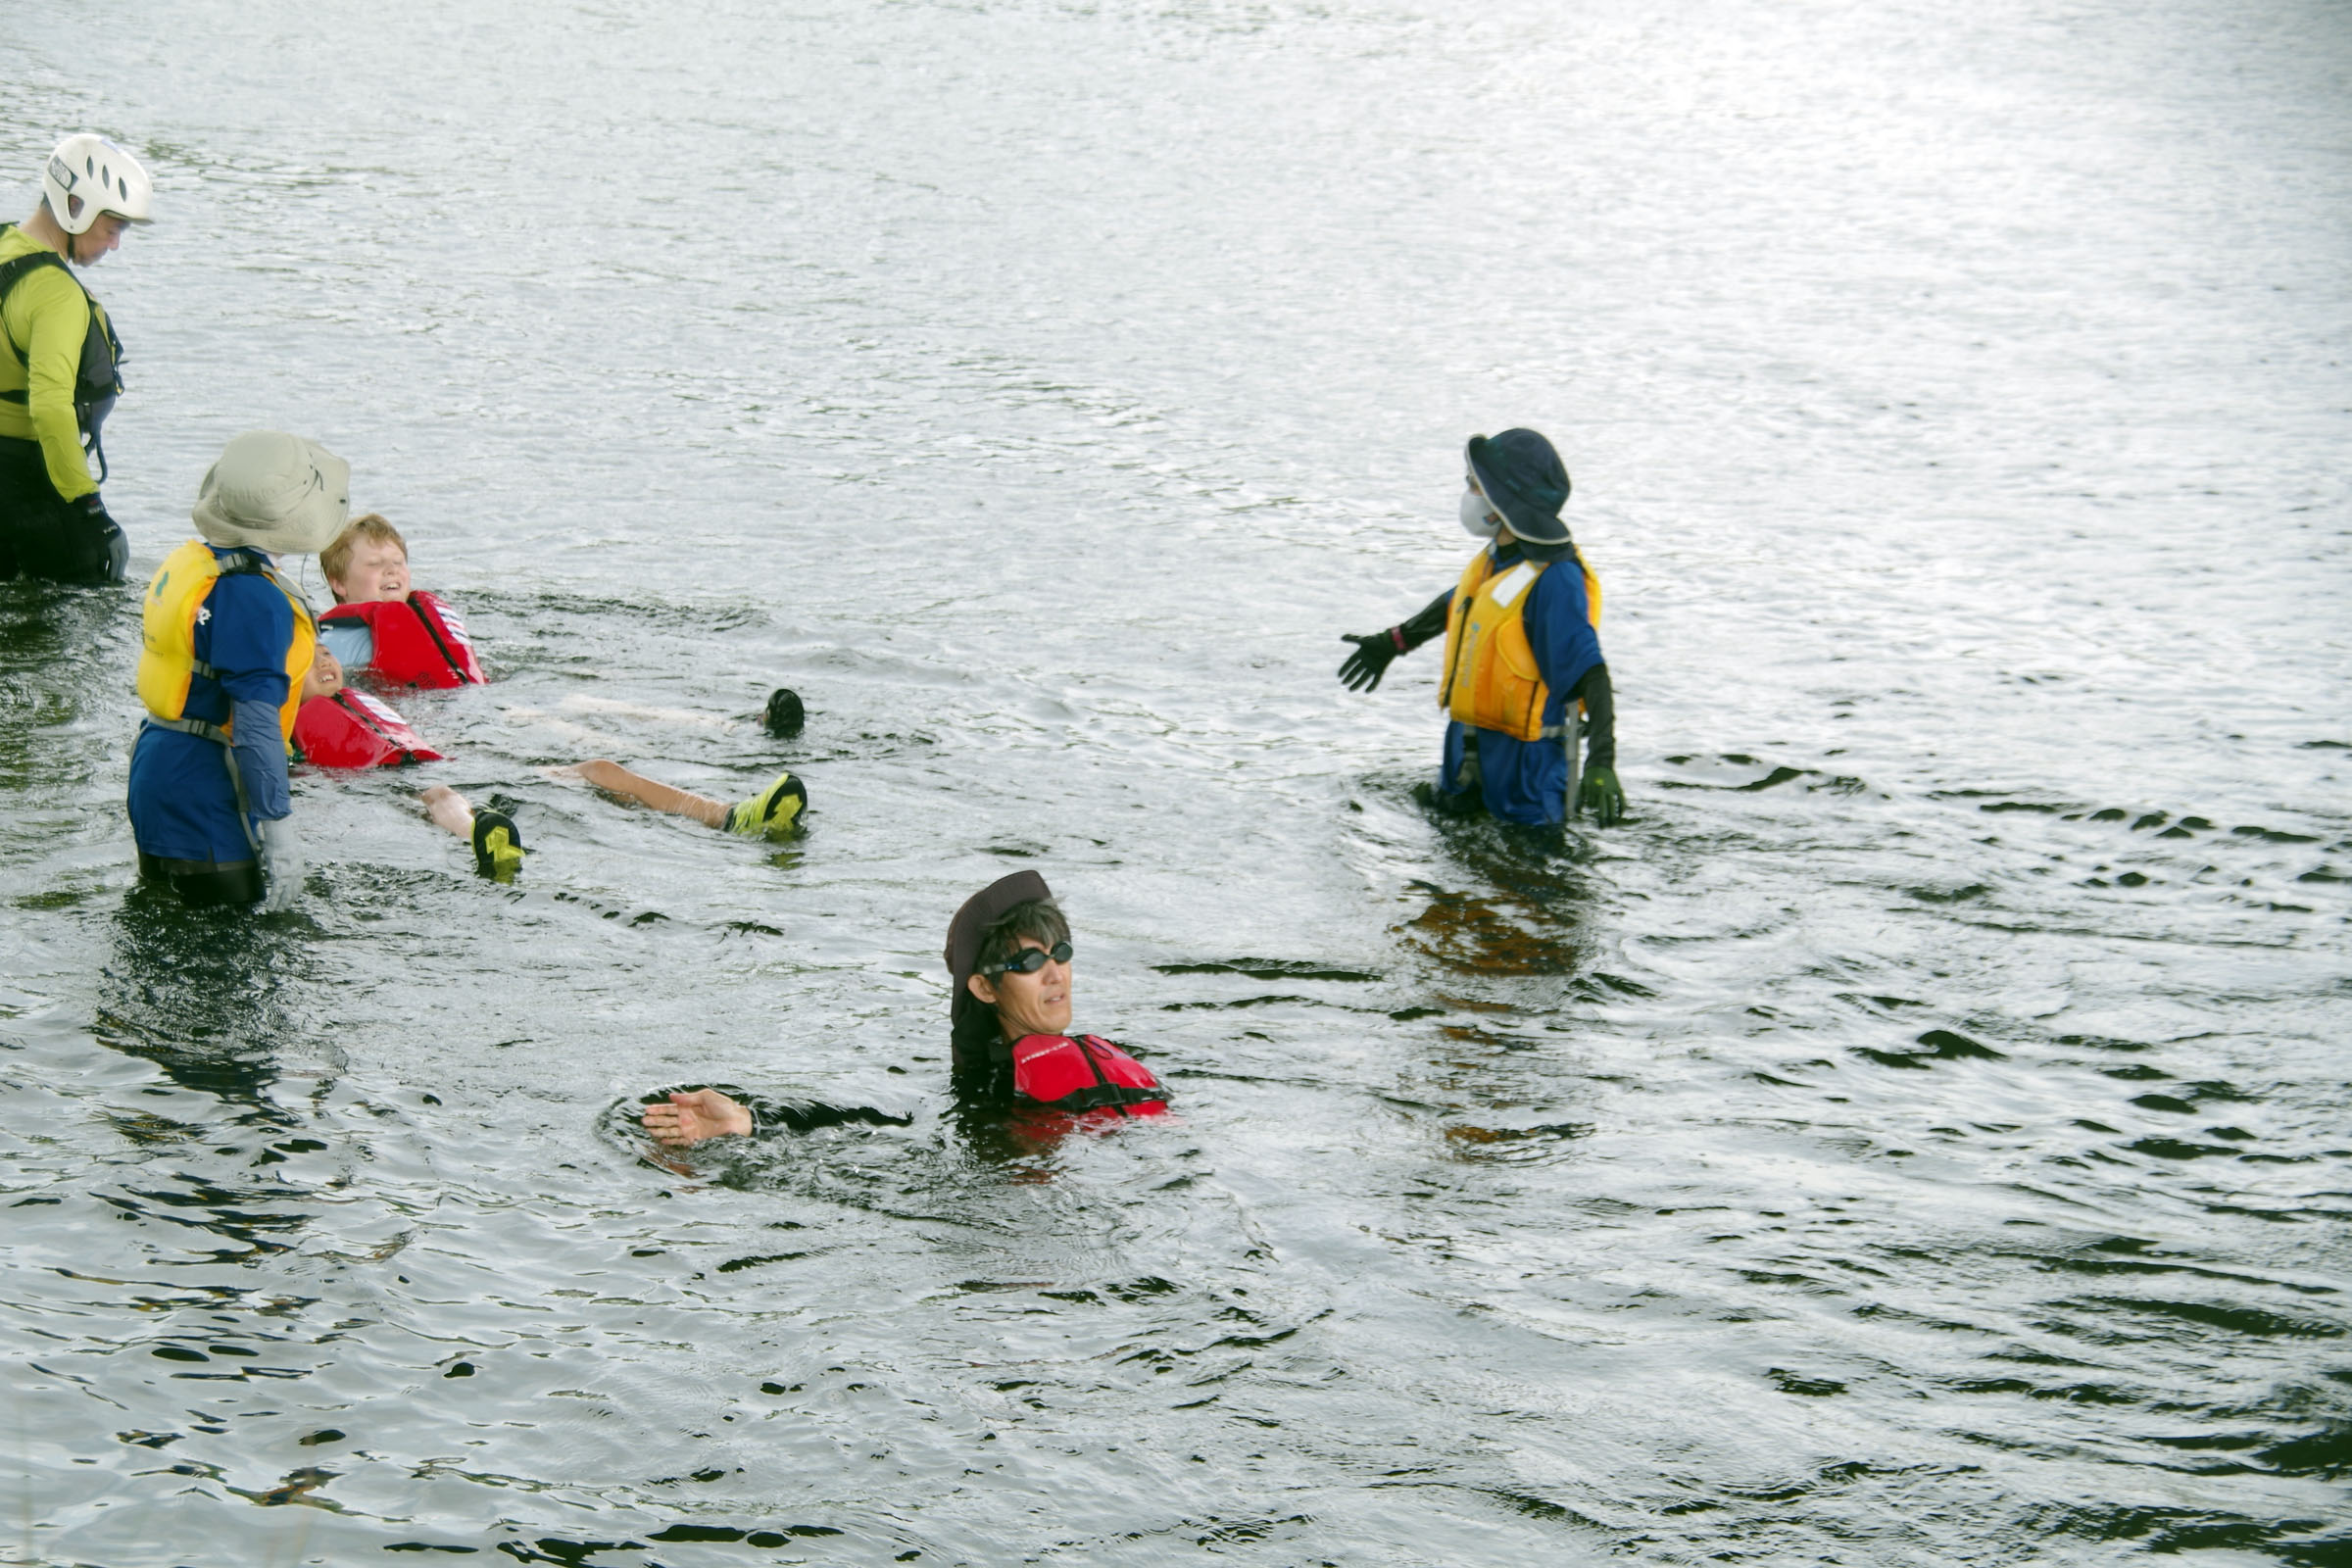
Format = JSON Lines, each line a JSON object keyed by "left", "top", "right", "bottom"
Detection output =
{"left": 642, "top": 1089, "right": 755, "bottom": 1145}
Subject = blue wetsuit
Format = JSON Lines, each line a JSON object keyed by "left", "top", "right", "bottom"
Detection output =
{"left": 1435, "top": 540, "right": 1606, "bottom": 826}
{"left": 126, "top": 551, "right": 297, "bottom": 865}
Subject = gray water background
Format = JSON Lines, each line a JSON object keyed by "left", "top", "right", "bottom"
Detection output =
{"left": 3, "top": 0, "right": 2350, "bottom": 1561}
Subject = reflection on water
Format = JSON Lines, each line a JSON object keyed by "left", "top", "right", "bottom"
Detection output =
{"left": 95, "top": 888, "right": 323, "bottom": 1115}
{"left": 4, "top": 0, "right": 2350, "bottom": 1561}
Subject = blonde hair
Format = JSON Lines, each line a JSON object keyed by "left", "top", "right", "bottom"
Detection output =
{"left": 319, "top": 514, "right": 408, "bottom": 599}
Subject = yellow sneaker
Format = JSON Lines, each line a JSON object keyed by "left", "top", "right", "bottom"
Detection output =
{"left": 471, "top": 809, "right": 525, "bottom": 879}
{"left": 725, "top": 771, "right": 808, "bottom": 841}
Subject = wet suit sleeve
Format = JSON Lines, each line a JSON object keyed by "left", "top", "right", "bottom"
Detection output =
{"left": 3, "top": 264, "right": 97, "bottom": 499}
{"left": 206, "top": 574, "right": 296, "bottom": 822}
{"left": 727, "top": 1090, "right": 913, "bottom": 1135}
{"left": 1396, "top": 587, "right": 1453, "bottom": 653}
{"left": 1572, "top": 664, "right": 1616, "bottom": 771}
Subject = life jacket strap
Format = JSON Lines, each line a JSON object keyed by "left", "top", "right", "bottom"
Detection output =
{"left": 0, "top": 238, "right": 122, "bottom": 479}
{"left": 0, "top": 243, "right": 60, "bottom": 369}
{"left": 1071, "top": 1034, "right": 1140, "bottom": 1118}
{"left": 408, "top": 595, "right": 468, "bottom": 678}
{"left": 172, "top": 553, "right": 292, "bottom": 707}
{"left": 143, "top": 713, "right": 231, "bottom": 747}
{"left": 1054, "top": 1082, "right": 1172, "bottom": 1113}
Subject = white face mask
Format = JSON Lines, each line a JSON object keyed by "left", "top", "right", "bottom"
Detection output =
{"left": 1459, "top": 485, "right": 1501, "bottom": 538}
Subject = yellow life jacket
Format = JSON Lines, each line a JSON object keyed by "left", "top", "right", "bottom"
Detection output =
{"left": 136, "top": 539, "right": 317, "bottom": 747}
{"left": 1437, "top": 546, "right": 1603, "bottom": 742}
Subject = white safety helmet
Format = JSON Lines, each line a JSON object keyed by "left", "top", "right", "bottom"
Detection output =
{"left": 41, "top": 134, "right": 153, "bottom": 234}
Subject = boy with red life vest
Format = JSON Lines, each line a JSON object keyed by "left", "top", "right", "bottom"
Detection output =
{"left": 289, "top": 644, "right": 525, "bottom": 877}
{"left": 1336, "top": 428, "right": 1627, "bottom": 829}
{"left": 314, "top": 513, "right": 487, "bottom": 688}
{"left": 639, "top": 870, "right": 1167, "bottom": 1148}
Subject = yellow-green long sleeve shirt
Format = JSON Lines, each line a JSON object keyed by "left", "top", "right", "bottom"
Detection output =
{"left": 0, "top": 224, "right": 101, "bottom": 500}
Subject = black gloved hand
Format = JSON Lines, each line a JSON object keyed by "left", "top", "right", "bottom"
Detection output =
{"left": 1338, "top": 629, "right": 1405, "bottom": 692}
{"left": 74, "top": 492, "right": 128, "bottom": 584}
{"left": 1578, "top": 763, "right": 1625, "bottom": 828}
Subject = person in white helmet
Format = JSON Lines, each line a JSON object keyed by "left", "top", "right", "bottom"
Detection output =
{"left": 0, "top": 134, "right": 153, "bottom": 584}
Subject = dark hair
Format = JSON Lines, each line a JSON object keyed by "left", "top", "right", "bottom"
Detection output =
{"left": 972, "top": 898, "right": 1069, "bottom": 980}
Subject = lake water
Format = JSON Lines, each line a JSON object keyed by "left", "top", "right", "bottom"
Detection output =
{"left": 2, "top": 0, "right": 2348, "bottom": 1562}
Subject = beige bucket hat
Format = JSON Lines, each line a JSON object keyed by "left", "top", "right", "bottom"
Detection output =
{"left": 190, "top": 430, "right": 351, "bottom": 556}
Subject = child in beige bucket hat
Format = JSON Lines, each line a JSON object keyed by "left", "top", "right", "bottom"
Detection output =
{"left": 126, "top": 431, "right": 348, "bottom": 909}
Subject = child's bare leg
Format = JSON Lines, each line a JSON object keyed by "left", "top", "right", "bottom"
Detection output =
{"left": 421, "top": 784, "right": 475, "bottom": 839}
{"left": 575, "top": 760, "right": 730, "bottom": 829}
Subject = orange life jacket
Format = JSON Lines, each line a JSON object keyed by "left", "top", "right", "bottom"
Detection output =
{"left": 293, "top": 689, "right": 445, "bottom": 768}
{"left": 136, "top": 540, "right": 316, "bottom": 748}
{"left": 1437, "top": 547, "right": 1602, "bottom": 742}
{"left": 320, "top": 589, "right": 486, "bottom": 688}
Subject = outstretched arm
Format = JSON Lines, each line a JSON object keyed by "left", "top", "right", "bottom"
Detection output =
{"left": 1338, "top": 588, "right": 1455, "bottom": 692}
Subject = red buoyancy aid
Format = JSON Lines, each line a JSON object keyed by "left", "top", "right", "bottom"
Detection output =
{"left": 294, "top": 689, "right": 446, "bottom": 768}
{"left": 319, "top": 590, "right": 486, "bottom": 688}
{"left": 1009, "top": 1034, "right": 1171, "bottom": 1117}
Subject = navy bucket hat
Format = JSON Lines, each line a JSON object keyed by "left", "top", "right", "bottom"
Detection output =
{"left": 1466, "top": 428, "right": 1571, "bottom": 545}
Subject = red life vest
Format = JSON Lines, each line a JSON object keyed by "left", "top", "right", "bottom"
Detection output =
{"left": 1008, "top": 1034, "right": 1170, "bottom": 1118}
{"left": 319, "top": 590, "right": 486, "bottom": 689}
{"left": 293, "top": 689, "right": 445, "bottom": 768}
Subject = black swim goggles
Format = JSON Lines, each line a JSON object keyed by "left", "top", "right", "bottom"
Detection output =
{"left": 982, "top": 940, "right": 1073, "bottom": 977}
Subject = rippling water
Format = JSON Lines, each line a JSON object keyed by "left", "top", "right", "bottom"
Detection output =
{"left": 4, "top": 0, "right": 2349, "bottom": 1562}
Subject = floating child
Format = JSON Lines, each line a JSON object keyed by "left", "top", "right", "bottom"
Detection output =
{"left": 293, "top": 646, "right": 443, "bottom": 768}
{"left": 316, "top": 513, "right": 487, "bottom": 688}
{"left": 291, "top": 645, "right": 523, "bottom": 878}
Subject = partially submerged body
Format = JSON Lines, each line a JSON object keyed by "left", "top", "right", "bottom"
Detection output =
{"left": 316, "top": 515, "right": 488, "bottom": 689}
{"left": 641, "top": 1087, "right": 910, "bottom": 1145}
{"left": 127, "top": 433, "right": 350, "bottom": 909}
{"left": 638, "top": 871, "right": 1170, "bottom": 1152}
{"left": 1338, "top": 428, "right": 1625, "bottom": 828}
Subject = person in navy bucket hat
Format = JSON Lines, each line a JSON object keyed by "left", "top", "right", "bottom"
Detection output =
{"left": 1465, "top": 427, "right": 1573, "bottom": 546}
{"left": 1334, "top": 427, "right": 1625, "bottom": 829}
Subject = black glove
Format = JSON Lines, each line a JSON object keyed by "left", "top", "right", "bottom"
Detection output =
{"left": 74, "top": 492, "right": 128, "bottom": 583}
{"left": 1578, "top": 764, "right": 1625, "bottom": 828}
{"left": 1338, "top": 628, "right": 1405, "bottom": 692}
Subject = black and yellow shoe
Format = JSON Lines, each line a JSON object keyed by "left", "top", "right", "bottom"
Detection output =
{"left": 471, "top": 809, "right": 525, "bottom": 879}
{"left": 725, "top": 771, "right": 808, "bottom": 841}
{"left": 763, "top": 687, "right": 806, "bottom": 739}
